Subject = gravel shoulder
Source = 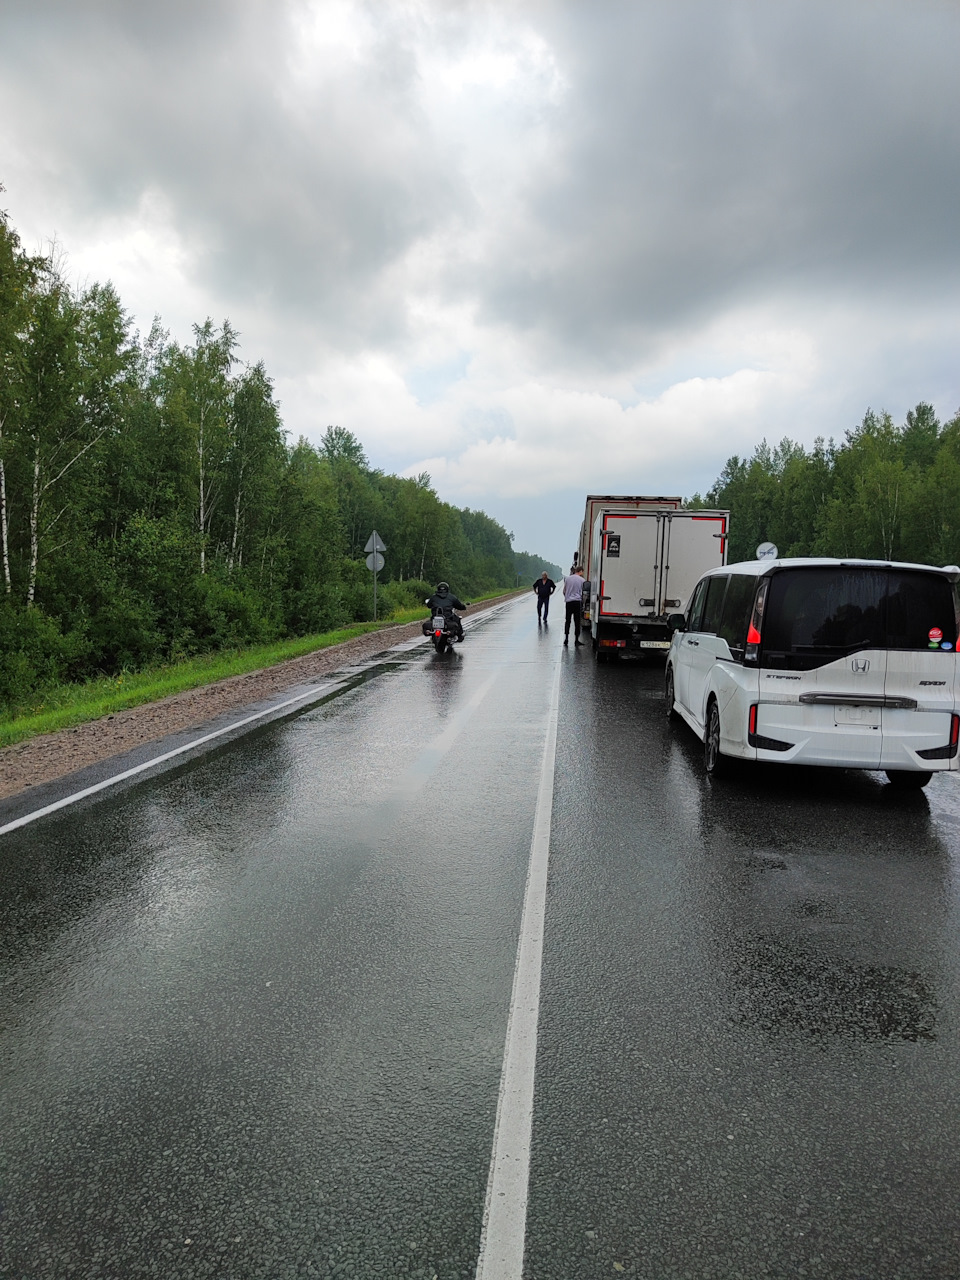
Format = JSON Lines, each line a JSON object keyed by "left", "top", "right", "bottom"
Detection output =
{"left": 0, "top": 596, "right": 521, "bottom": 802}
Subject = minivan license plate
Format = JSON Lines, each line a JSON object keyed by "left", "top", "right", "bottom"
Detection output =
{"left": 834, "top": 704, "right": 880, "bottom": 728}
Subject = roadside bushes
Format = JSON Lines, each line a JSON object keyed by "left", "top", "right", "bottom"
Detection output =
{"left": 194, "top": 575, "right": 278, "bottom": 651}
{"left": 0, "top": 604, "right": 85, "bottom": 711}
{"left": 377, "top": 578, "right": 432, "bottom": 616}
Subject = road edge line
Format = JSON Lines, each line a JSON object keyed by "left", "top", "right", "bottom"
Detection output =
{"left": 475, "top": 656, "right": 562, "bottom": 1280}
{"left": 0, "top": 677, "right": 354, "bottom": 837}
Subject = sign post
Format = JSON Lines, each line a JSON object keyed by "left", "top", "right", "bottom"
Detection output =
{"left": 364, "top": 531, "right": 386, "bottom": 620}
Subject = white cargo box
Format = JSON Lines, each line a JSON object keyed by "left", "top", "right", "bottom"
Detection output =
{"left": 592, "top": 508, "right": 729, "bottom": 623}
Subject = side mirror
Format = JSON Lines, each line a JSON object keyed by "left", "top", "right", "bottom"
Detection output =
{"left": 667, "top": 613, "right": 686, "bottom": 633}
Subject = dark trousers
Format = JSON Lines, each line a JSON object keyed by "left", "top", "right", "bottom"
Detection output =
{"left": 564, "top": 600, "right": 581, "bottom": 639}
{"left": 537, "top": 595, "right": 551, "bottom": 620}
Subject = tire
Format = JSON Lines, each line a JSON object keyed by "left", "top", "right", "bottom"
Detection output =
{"left": 665, "top": 666, "right": 678, "bottom": 721}
{"left": 704, "top": 698, "right": 732, "bottom": 778}
{"left": 885, "top": 769, "right": 933, "bottom": 790}
{"left": 433, "top": 635, "right": 447, "bottom": 654}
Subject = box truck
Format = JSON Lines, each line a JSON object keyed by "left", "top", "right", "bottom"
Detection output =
{"left": 584, "top": 503, "right": 730, "bottom": 659}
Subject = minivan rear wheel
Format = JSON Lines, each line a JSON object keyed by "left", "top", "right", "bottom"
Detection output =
{"left": 704, "top": 698, "right": 732, "bottom": 778}
{"left": 885, "top": 769, "right": 933, "bottom": 790}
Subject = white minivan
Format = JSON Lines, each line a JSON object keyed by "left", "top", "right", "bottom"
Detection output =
{"left": 665, "top": 558, "right": 960, "bottom": 789}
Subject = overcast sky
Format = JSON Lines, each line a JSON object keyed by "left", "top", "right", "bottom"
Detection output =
{"left": 2, "top": 0, "right": 958, "bottom": 568}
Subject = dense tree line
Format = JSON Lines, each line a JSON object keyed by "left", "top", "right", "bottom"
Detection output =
{"left": 0, "top": 202, "right": 550, "bottom": 708}
{"left": 692, "top": 403, "right": 960, "bottom": 567}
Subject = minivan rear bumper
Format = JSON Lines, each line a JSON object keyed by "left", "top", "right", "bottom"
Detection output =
{"left": 754, "top": 702, "right": 959, "bottom": 771}
{"left": 879, "top": 708, "right": 958, "bottom": 771}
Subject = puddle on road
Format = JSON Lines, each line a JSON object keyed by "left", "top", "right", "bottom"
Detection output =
{"left": 730, "top": 936, "right": 938, "bottom": 1043}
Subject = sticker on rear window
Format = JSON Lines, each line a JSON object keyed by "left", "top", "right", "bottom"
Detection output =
{"left": 929, "top": 627, "right": 943, "bottom": 642}
{"left": 942, "top": 641, "right": 953, "bottom": 650}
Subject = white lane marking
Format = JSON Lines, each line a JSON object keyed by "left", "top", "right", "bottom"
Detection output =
{"left": 400, "top": 671, "right": 499, "bottom": 782}
{"left": 476, "top": 656, "right": 561, "bottom": 1280}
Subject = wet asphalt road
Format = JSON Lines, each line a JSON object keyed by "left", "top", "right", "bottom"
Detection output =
{"left": 2, "top": 598, "right": 960, "bottom": 1278}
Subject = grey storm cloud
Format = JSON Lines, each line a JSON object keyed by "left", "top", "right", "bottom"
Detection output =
{"left": 0, "top": 0, "right": 467, "bottom": 348}
{"left": 1, "top": 0, "right": 958, "bottom": 369}
{"left": 469, "top": 0, "right": 960, "bottom": 363}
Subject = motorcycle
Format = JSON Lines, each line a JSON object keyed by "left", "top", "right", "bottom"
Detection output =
{"left": 422, "top": 611, "right": 463, "bottom": 653}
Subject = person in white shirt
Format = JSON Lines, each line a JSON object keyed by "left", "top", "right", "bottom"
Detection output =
{"left": 562, "top": 566, "right": 586, "bottom": 646}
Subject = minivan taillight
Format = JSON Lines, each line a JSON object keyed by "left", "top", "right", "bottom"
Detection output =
{"left": 743, "top": 579, "right": 768, "bottom": 666}
{"left": 952, "top": 714, "right": 959, "bottom": 748}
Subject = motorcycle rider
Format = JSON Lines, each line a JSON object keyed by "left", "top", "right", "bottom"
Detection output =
{"left": 424, "top": 581, "right": 469, "bottom": 642}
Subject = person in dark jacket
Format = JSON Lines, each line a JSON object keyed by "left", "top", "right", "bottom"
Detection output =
{"left": 424, "top": 581, "right": 468, "bottom": 641}
{"left": 533, "top": 572, "right": 556, "bottom": 622}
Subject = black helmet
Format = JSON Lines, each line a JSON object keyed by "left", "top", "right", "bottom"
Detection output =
{"left": 436, "top": 581, "right": 449, "bottom": 593}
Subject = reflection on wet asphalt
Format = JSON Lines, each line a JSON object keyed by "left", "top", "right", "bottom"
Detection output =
{"left": 3, "top": 602, "right": 960, "bottom": 1279}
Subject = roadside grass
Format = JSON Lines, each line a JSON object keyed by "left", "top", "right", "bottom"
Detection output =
{"left": 0, "top": 588, "right": 522, "bottom": 749}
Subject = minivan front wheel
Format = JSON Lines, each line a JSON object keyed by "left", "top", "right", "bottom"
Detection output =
{"left": 704, "top": 698, "right": 732, "bottom": 778}
{"left": 886, "top": 769, "right": 933, "bottom": 791}
{"left": 665, "top": 666, "right": 678, "bottom": 721}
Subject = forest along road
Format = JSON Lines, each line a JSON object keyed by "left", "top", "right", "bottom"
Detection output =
{"left": 2, "top": 598, "right": 960, "bottom": 1279}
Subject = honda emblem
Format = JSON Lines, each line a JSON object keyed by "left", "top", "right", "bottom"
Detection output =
{"left": 851, "top": 657, "right": 870, "bottom": 673}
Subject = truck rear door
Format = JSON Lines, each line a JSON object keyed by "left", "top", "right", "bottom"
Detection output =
{"left": 597, "top": 512, "right": 662, "bottom": 621}
{"left": 660, "top": 512, "right": 728, "bottom": 615}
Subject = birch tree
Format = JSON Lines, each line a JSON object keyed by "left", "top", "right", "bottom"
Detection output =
{"left": 21, "top": 264, "right": 102, "bottom": 607}
{"left": 163, "top": 319, "right": 237, "bottom": 573}
{"left": 225, "top": 362, "right": 285, "bottom": 573}
{"left": 0, "top": 197, "right": 42, "bottom": 596}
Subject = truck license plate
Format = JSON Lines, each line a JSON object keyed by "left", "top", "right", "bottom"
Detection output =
{"left": 639, "top": 640, "right": 671, "bottom": 650}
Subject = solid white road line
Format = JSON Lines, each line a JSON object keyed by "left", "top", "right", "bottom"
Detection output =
{"left": 0, "top": 676, "right": 353, "bottom": 838}
{"left": 475, "top": 656, "right": 562, "bottom": 1280}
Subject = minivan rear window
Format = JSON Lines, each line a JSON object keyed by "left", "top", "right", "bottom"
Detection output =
{"left": 761, "top": 567, "right": 958, "bottom": 670}
{"left": 718, "top": 574, "right": 758, "bottom": 654}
